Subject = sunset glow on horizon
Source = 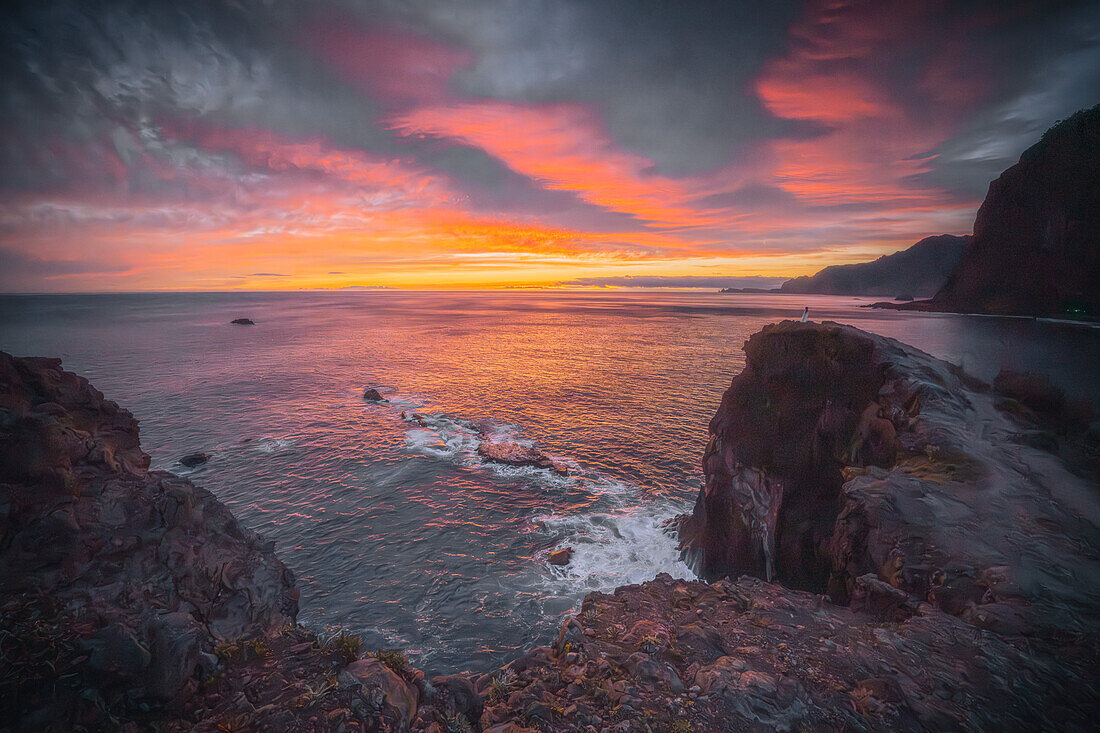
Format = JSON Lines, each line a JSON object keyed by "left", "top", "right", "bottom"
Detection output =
{"left": 2, "top": 0, "right": 1097, "bottom": 292}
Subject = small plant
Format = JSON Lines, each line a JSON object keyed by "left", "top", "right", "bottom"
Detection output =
{"left": 670, "top": 719, "right": 694, "bottom": 733}
{"left": 320, "top": 629, "right": 362, "bottom": 663}
{"left": 445, "top": 713, "right": 473, "bottom": 733}
{"left": 487, "top": 669, "right": 515, "bottom": 704}
{"left": 214, "top": 638, "right": 270, "bottom": 663}
{"left": 373, "top": 648, "right": 408, "bottom": 676}
{"left": 214, "top": 641, "right": 241, "bottom": 662}
{"left": 639, "top": 632, "right": 663, "bottom": 653}
{"left": 245, "top": 638, "right": 270, "bottom": 660}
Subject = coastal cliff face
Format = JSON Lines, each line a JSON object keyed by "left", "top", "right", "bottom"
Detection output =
{"left": 680, "top": 321, "right": 1099, "bottom": 633}
{"left": 0, "top": 352, "right": 299, "bottom": 724}
{"left": 925, "top": 105, "right": 1100, "bottom": 316}
{"left": 779, "top": 234, "right": 968, "bottom": 298}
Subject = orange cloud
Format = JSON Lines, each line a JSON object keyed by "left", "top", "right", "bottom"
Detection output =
{"left": 750, "top": 0, "right": 984, "bottom": 211}
{"left": 390, "top": 102, "right": 726, "bottom": 230}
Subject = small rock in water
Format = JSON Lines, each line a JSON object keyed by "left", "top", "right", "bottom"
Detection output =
{"left": 230, "top": 318, "right": 255, "bottom": 325}
{"left": 179, "top": 452, "right": 209, "bottom": 468}
{"left": 401, "top": 410, "right": 428, "bottom": 427}
{"left": 548, "top": 547, "right": 574, "bottom": 566}
{"left": 477, "top": 438, "right": 569, "bottom": 475}
{"left": 363, "top": 388, "right": 386, "bottom": 402}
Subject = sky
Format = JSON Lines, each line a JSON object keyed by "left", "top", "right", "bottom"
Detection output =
{"left": 1, "top": 0, "right": 1098, "bottom": 292}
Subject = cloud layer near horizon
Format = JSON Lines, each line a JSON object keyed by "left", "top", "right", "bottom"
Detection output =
{"left": 1, "top": 0, "right": 1097, "bottom": 291}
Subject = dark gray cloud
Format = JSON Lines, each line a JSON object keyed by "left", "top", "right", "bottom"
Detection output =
{"left": 372, "top": 0, "right": 807, "bottom": 174}
{"left": 0, "top": 247, "right": 134, "bottom": 291}
{"left": 3, "top": 0, "right": 1097, "bottom": 201}
{"left": 911, "top": 1, "right": 1100, "bottom": 199}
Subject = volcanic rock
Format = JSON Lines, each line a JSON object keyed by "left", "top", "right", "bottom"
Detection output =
{"left": 474, "top": 573, "right": 1096, "bottom": 731}
{"left": 229, "top": 318, "right": 255, "bottom": 325}
{"left": 0, "top": 351, "right": 298, "bottom": 723}
{"left": 363, "top": 387, "right": 386, "bottom": 402}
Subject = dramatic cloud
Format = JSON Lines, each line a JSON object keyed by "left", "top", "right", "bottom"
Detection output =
{"left": 0, "top": 0, "right": 1096, "bottom": 291}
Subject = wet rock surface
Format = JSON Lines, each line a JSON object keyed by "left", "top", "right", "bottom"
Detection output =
{"left": 476, "top": 436, "right": 571, "bottom": 475}
{"left": 229, "top": 318, "right": 255, "bottom": 325}
{"left": 363, "top": 387, "right": 387, "bottom": 402}
{"left": 179, "top": 451, "right": 209, "bottom": 467}
{"left": 548, "top": 547, "right": 574, "bottom": 566}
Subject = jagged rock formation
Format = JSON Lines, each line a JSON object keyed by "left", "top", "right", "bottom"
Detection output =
{"left": 0, "top": 352, "right": 298, "bottom": 725}
{"left": 477, "top": 437, "right": 571, "bottom": 475}
{"left": 678, "top": 321, "right": 1100, "bottom": 624}
{"left": 884, "top": 105, "right": 1100, "bottom": 316}
{"left": 675, "top": 320, "right": 1098, "bottom": 721}
{"left": 472, "top": 572, "right": 1094, "bottom": 731}
{"left": 780, "top": 234, "right": 968, "bottom": 298}
{"left": 0, "top": 353, "right": 449, "bottom": 731}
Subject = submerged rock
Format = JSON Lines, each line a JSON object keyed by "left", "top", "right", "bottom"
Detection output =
{"left": 402, "top": 410, "right": 429, "bottom": 427}
{"left": 179, "top": 451, "right": 209, "bottom": 467}
{"left": 230, "top": 318, "right": 255, "bottom": 325}
{"left": 363, "top": 387, "right": 387, "bottom": 402}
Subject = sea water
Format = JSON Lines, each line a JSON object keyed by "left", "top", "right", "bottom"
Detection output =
{"left": 2, "top": 290, "right": 1096, "bottom": 673}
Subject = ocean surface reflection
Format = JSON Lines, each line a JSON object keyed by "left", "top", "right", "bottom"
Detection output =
{"left": 1, "top": 290, "right": 1096, "bottom": 673}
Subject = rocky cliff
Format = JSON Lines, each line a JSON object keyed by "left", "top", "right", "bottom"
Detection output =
{"left": 0, "top": 353, "right": 443, "bottom": 731}
{"left": 890, "top": 105, "right": 1100, "bottom": 316}
{"left": 779, "top": 234, "right": 968, "bottom": 298}
{"left": 4, "top": 333, "right": 1098, "bottom": 731}
{"left": 676, "top": 320, "right": 1099, "bottom": 724}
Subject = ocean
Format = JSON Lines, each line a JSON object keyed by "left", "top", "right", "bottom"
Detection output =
{"left": 2, "top": 290, "right": 1097, "bottom": 674}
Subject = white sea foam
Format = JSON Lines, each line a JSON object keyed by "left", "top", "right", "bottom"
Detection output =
{"left": 253, "top": 437, "right": 295, "bottom": 453}
{"left": 374, "top": 391, "right": 697, "bottom": 596}
{"left": 533, "top": 502, "right": 695, "bottom": 596}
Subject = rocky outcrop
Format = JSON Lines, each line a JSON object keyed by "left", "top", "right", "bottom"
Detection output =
{"left": 675, "top": 321, "right": 1099, "bottom": 711}
{"left": 363, "top": 387, "right": 387, "bottom": 402}
{"left": 477, "top": 437, "right": 571, "bottom": 474}
{"left": 780, "top": 234, "right": 968, "bottom": 298}
{"left": 230, "top": 318, "right": 255, "bottom": 325}
{"left": 883, "top": 104, "right": 1100, "bottom": 316}
{"left": 472, "top": 572, "right": 1095, "bottom": 731}
{"left": 0, "top": 352, "right": 301, "bottom": 726}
